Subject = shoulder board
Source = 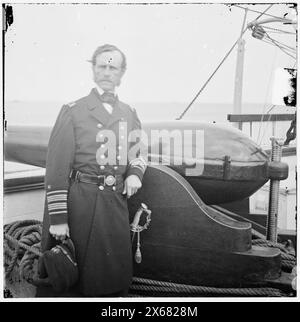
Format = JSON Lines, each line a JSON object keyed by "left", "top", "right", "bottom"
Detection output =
{"left": 128, "top": 105, "right": 136, "bottom": 113}
{"left": 66, "top": 101, "right": 76, "bottom": 108}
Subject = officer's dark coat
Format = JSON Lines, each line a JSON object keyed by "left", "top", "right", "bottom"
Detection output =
{"left": 41, "top": 88, "right": 146, "bottom": 296}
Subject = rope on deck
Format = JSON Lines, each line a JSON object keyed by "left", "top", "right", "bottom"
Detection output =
{"left": 130, "top": 277, "right": 286, "bottom": 297}
{"left": 4, "top": 220, "right": 42, "bottom": 283}
{"left": 3, "top": 220, "right": 295, "bottom": 297}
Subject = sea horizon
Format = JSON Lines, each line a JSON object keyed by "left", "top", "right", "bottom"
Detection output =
{"left": 4, "top": 100, "right": 295, "bottom": 174}
{"left": 4, "top": 100, "right": 295, "bottom": 124}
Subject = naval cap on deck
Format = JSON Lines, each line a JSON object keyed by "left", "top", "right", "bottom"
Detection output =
{"left": 34, "top": 238, "right": 79, "bottom": 293}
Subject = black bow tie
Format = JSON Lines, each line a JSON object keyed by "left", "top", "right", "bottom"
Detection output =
{"left": 100, "top": 92, "right": 116, "bottom": 106}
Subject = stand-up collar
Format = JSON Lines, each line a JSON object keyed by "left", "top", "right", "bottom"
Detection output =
{"left": 94, "top": 85, "right": 116, "bottom": 97}
{"left": 86, "top": 88, "right": 125, "bottom": 127}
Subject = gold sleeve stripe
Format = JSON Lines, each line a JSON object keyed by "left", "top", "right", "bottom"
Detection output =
{"left": 130, "top": 157, "right": 147, "bottom": 167}
{"left": 47, "top": 190, "right": 68, "bottom": 195}
{"left": 47, "top": 190, "right": 68, "bottom": 216}
{"left": 130, "top": 157, "right": 147, "bottom": 173}
{"left": 47, "top": 196, "right": 68, "bottom": 202}
{"left": 49, "top": 210, "right": 68, "bottom": 215}
{"left": 48, "top": 203, "right": 68, "bottom": 210}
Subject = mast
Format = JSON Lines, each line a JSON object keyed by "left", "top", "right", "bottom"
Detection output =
{"left": 233, "top": 9, "right": 248, "bottom": 130}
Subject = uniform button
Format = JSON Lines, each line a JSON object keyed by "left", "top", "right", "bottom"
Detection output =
{"left": 112, "top": 186, "right": 116, "bottom": 191}
{"left": 99, "top": 185, "right": 104, "bottom": 190}
{"left": 100, "top": 165, "right": 105, "bottom": 170}
{"left": 100, "top": 155, "right": 105, "bottom": 159}
{"left": 121, "top": 136, "right": 125, "bottom": 139}
{"left": 113, "top": 166, "right": 118, "bottom": 170}
{"left": 97, "top": 123, "right": 103, "bottom": 128}
{"left": 120, "top": 126, "right": 124, "bottom": 130}
{"left": 101, "top": 144, "right": 105, "bottom": 148}
{"left": 118, "top": 146, "right": 122, "bottom": 150}
{"left": 117, "top": 155, "right": 121, "bottom": 160}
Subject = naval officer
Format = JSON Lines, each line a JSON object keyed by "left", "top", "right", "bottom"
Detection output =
{"left": 40, "top": 44, "right": 147, "bottom": 297}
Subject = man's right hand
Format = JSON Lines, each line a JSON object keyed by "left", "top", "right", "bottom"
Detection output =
{"left": 49, "top": 223, "right": 70, "bottom": 241}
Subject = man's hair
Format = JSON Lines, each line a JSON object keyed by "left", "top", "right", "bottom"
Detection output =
{"left": 90, "top": 44, "right": 127, "bottom": 71}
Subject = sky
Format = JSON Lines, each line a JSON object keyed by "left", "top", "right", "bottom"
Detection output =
{"left": 4, "top": 2, "right": 297, "bottom": 104}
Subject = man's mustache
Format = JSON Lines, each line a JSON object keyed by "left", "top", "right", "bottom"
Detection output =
{"left": 99, "top": 79, "right": 113, "bottom": 83}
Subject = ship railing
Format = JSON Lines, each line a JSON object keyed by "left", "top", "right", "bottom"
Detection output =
{"left": 227, "top": 112, "right": 296, "bottom": 234}
{"left": 227, "top": 113, "right": 296, "bottom": 154}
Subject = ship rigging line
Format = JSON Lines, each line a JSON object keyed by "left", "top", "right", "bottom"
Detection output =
{"left": 256, "top": 47, "right": 277, "bottom": 145}
{"left": 264, "top": 30, "right": 295, "bottom": 35}
{"left": 263, "top": 26, "right": 296, "bottom": 35}
{"left": 232, "top": 4, "right": 293, "bottom": 23}
{"left": 262, "top": 35, "right": 296, "bottom": 60}
{"left": 176, "top": 27, "right": 248, "bottom": 120}
{"left": 255, "top": 40, "right": 278, "bottom": 145}
{"left": 264, "top": 33, "right": 296, "bottom": 51}
{"left": 264, "top": 42, "right": 295, "bottom": 58}
{"left": 251, "top": 3, "right": 273, "bottom": 21}
{"left": 261, "top": 38, "right": 296, "bottom": 59}
{"left": 257, "top": 105, "right": 276, "bottom": 147}
{"left": 176, "top": 4, "right": 275, "bottom": 120}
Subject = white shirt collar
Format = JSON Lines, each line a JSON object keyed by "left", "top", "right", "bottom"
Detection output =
{"left": 95, "top": 85, "right": 115, "bottom": 113}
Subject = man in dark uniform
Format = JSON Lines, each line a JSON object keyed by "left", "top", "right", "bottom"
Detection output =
{"left": 40, "top": 44, "right": 147, "bottom": 297}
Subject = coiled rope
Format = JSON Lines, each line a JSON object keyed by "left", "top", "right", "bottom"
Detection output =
{"left": 4, "top": 220, "right": 42, "bottom": 283}
{"left": 4, "top": 220, "right": 295, "bottom": 297}
{"left": 130, "top": 277, "right": 286, "bottom": 297}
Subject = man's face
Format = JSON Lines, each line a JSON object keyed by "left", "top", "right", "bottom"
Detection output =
{"left": 93, "top": 50, "right": 124, "bottom": 92}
